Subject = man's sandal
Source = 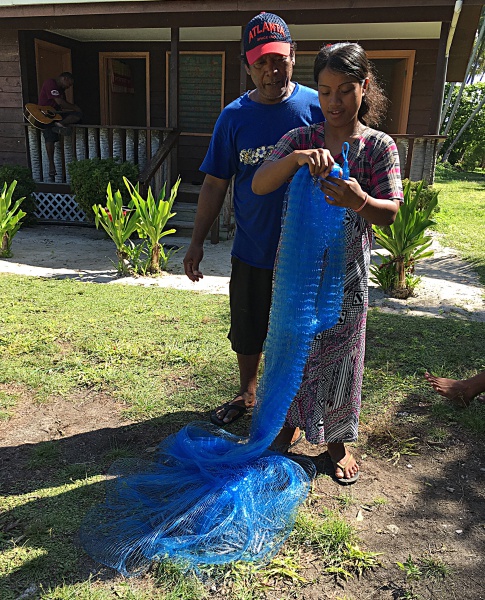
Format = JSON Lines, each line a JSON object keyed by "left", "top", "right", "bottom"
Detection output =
{"left": 332, "top": 452, "right": 360, "bottom": 485}
{"left": 210, "top": 395, "right": 252, "bottom": 427}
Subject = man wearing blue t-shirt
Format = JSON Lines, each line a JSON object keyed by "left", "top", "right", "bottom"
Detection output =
{"left": 183, "top": 12, "right": 323, "bottom": 438}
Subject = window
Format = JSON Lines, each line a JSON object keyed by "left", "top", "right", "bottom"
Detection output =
{"left": 166, "top": 52, "right": 225, "bottom": 135}
{"left": 292, "top": 54, "right": 317, "bottom": 90}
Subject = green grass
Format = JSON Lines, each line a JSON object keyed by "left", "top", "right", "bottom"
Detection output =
{"left": 291, "top": 509, "right": 381, "bottom": 580}
{"left": 0, "top": 169, "right": 484, "bottom": 599}
{"left": 0, "top": 277, "right": 233, "bottom": 417}
{"left": 0, "top": 389, "right": 18, "bottom": 420}
{"left": 395, "top": 553, "right": 452, "bottom": 600}
{"left": 433, "top": 165, "right": 485, "bottom": 285}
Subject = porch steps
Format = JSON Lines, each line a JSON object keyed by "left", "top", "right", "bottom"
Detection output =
{"left": 171, "top": 182, "right": 232, "bottom": 242}
{"left": 171, "top": 201, "right": 198, "bottom": 239}
{"left": 171, "top": 182, "right": 200, "bottom": 238}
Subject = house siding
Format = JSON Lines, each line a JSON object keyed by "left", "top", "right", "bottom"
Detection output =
{"left": 0, "top": 30, "right": 27, "bottom": 167}
{"left": 14, "top": 30, "right": 442, "bottom": 186}
{"left": 356, "top": 38, "right": 440, "bottom": 136}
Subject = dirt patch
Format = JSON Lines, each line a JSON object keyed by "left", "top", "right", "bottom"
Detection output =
{"left": 1, "top": 391, "right": 484, "bottom": 599}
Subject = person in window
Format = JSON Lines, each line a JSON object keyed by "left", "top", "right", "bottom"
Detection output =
{"left": 252, "top": 42, "right": 403, "bottom": 483}
{"left": 38, "top": 72, "right": 82, "bottom": 181}
{"left": 183, "top": 12, "right": 323, "bottom": 447}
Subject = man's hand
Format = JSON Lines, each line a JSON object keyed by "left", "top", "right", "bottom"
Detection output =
{"left": 183, "top": 244, "right": 204, "bottom": 282}
{"left": 57, "top": 97, "right": 81, "bottom": 112}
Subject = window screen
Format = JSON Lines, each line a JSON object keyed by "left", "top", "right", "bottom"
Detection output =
{"left": 293, "top": 54, "right": 317, "bottom": 90}
{"left": 167, "top": 52, "right": 224, "bottom": 134}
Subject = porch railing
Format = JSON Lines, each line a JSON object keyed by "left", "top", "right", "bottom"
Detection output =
{"left": 391, "top": 134, "right": 446, "bottom": 184}
{"left": 24, "top": 126, "right": 445, "bottom": 228}
{"left": 25, "top": 123, "right": 179, "bottom": 223}
{"left": 25, "top": 123, "right": 177, "bottom": 192}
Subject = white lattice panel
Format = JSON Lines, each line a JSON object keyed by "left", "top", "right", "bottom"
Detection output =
{"left": 34, "top": 192, "right": 87, "bottom": 223}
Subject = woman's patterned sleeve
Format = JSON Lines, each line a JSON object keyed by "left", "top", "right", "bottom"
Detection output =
{"left": 369, "top": 135, "right": 404, "bottom": 202}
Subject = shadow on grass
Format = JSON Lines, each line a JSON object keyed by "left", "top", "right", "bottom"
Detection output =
{"left": 359, "top": 311, "right": 485, "bottom": 595}
{"left": 0, "top": 408, "right": 217, "bottom": 598}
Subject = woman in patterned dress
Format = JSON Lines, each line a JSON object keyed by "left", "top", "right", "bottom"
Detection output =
{"left": 252, "top": 43, "right": 403, "bottom": 484}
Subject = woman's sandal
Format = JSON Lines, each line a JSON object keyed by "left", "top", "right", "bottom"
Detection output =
{"left": 269, "top": 430, "right": 303, "bottom": 454}
{"left": 332, "top": 452, "right": 360, "bottom": 485}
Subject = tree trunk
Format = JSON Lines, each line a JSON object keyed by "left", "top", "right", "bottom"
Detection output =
{"left": 116, "top": 248, "right": 131, "bottom": 275}
{"left": 396, "top": 257, "right": 406, "bottom": 290}
{"left": 442, "top": 95, "right": 485, "bottom": 163}
{"left": 149, "top": 243, "right": 161, "bottom": 273}
{"left": 1, "top": 232, "right": 10, "bottom": 256}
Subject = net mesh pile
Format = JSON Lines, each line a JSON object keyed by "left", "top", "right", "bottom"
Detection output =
{"left": 79, "top": 166, "right": 346, "bottom": 576}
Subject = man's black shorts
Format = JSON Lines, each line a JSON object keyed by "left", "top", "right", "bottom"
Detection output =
{"left": 227, "top": 257, "right": 273, "bottom": 355}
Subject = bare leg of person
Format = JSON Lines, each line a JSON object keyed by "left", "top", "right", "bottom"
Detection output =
{"left": 424, "top": 370, "right": 485, "bottom": 407}
{"left": 45, "top": 141, "right": 56, "bottom": 179}
{"left": 213, "top": 353, "right": 301, "bottom": 443}
{"left": 270, "top": 425, "right": 303, "bottom": 453}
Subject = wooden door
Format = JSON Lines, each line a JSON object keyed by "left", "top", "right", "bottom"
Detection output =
{"left": 368, "top": 50, "right": 415, "bottom": 134}
{"left": 99, "top": 52, "right": 150, "bottom": 126}
{"left": 35, "top": 39, "right": 73, "bottom": 103}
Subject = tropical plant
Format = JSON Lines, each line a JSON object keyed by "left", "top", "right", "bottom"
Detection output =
{"left": 0, "top": 180, "right": 27, "bottom": 258}
{"left": 93, "top": 177, "right": 181, "bottom": 276}
{"left": 92, "top": 183, "right": 140, "bottom": 275}
{"left": 124, "top": 176, "right": 181, "bottom": 273}
{"left": 401, "top": 178, "right": 440, "bottom": 215}
{"left": 371, "top": 180, "right": 439, "bottom": 297}
{"left": 0, "top": 165, "right": 37, "bottom": 225}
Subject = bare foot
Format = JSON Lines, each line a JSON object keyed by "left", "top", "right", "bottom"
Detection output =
{"left": 424, "top": 372, "right": 474, "bottom": 407}
{"left": 327, "top": 442, "right": 359, "bottom": 482}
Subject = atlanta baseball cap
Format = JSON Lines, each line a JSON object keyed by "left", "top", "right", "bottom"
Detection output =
{"left": 243, "top": 12, "right": 292, "bottom": 65}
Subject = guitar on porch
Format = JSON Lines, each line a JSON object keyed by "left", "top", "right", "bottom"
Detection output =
{"left": 24, "top": 103, "right": 75, "bottom": 130}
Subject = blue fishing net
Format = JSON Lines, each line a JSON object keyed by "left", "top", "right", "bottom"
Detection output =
{"left": 79, "top": 166, "right": 346, "bottom": 576}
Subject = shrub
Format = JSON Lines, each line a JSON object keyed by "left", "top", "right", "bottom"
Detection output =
{"left": 93, "top": 177, "right": 181, "bottom": 276}
{"left": 125, "top": 176, "right": 181, "bottom": 273}
{"left": 0, "top": 165, "right": 37, "bottom": 225}
{"left": 68, "top": 158, "right": 138, "bottom": 221}
{"left": 377, "top": 178, "right": 440, "bottom": 240}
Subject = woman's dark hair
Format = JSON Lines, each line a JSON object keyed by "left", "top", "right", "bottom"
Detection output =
{"left": 313, "top": 42, "right": 387, "bottom": 127}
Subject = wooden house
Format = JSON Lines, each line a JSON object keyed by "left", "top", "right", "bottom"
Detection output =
{"left": 0, "top": 0, "right": 482, "bottom": 236}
